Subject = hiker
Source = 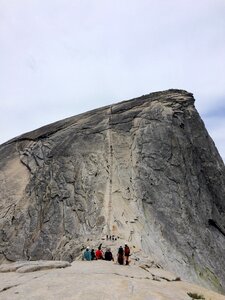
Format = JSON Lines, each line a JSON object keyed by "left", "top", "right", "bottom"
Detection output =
{"left": 124, "top": 244, "right": 130, "bottom": 265}
{"left": 91, "top": 249, "right": 96, "bottom": 260}
{"left": 117, "top": 246, "right": 124, "bottom": 265}
{"left": 95, "top": 246, "right": 104, "bottom": 260}
{"left": 83, "top": 247, "right": 92, "bottom": 261}
{"left": 105, "top": 248, "right": 114, "bottom": 261}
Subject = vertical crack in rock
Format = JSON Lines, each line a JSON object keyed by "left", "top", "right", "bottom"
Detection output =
{"left": 104, "top": 106, "right": 114, "bottom": 236}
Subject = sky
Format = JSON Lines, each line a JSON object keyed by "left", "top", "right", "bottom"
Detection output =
{"left": 0, "top": 0, "right": 224, "bottom": 162}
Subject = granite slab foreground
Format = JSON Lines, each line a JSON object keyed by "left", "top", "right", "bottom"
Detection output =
{"left": 0, "top": 260, "right": 224, "bottom": 300}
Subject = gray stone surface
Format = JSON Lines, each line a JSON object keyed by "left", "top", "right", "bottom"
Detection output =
{"left": 0, "top": 260, "right": 225, "bottom": 300}
{"left": 0, "top": 89, "right": 224, "bottom": 293}
{"left": 0, "top": 260, "right": 71, "bottom": 273}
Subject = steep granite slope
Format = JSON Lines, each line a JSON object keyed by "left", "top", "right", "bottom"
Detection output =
{"left": 0, "top": 89, "right": 224, "bottom": 293}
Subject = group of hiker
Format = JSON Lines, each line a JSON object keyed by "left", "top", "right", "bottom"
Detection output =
{"left": 83, "top": 243, "right": 130, "bottom": 265}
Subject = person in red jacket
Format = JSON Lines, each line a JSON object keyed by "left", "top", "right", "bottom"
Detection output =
{"left": 95, "top": 246, "right": 104, "bottom": 259}
{"left": 124, "top": 244, "right": 130, "bottom": 265}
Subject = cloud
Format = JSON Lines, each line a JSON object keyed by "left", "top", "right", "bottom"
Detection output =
{"left": 0, "top": 0, "right": 224, "bottom": 162}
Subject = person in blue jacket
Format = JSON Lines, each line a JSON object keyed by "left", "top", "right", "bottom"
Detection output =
{"left": 83, "top": 247, "right": 92, "bottom": 261}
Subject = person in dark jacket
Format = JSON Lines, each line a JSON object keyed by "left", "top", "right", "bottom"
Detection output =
{"left": 105, "top": 248, "right": 114, "bottom": 261}
{"left": 117, "top": 246, "right": 124, "bottom": 265}
{"left": 91, "top": 249, "right": 96, "bottom": 260}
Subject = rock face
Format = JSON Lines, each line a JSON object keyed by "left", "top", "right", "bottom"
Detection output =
{"left": 0, "top": 89, "right": 224, "bottom": 293}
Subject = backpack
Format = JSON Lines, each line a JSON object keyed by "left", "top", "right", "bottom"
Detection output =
{"left": 118, "top": 247, "right": 124, "bottom": 255}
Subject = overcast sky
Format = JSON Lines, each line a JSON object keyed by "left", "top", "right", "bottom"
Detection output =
{"left": 0, "top": 0, "right": 225, "bottom": 161}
